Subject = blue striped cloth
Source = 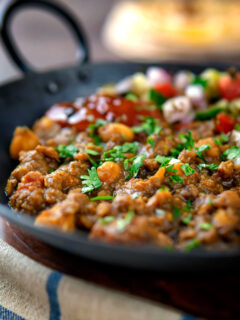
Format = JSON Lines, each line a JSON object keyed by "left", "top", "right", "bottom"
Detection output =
{"left": 0, "top": 240, "right": 198, "bottom": 320}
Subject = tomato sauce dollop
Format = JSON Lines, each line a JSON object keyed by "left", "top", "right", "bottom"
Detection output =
{"left": 46, "top": 95, "right": 162, "bottom": 131}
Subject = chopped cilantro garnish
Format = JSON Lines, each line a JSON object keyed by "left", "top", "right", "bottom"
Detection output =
{"left": 132, "top": 117, "right": 162, "bottom": 135}
{"left": 183, "top": 200, "right": 192, "bottom": 212}
{"left": 196, "top": 144, "right": 210, "bottom": 161}
{"left": 170, "top": 131, "right": 194, "bottom": 157}
{"left": 200, "top": 222, "right": 212, "bottom": 230}
{"left": 185, "top": 239, "right": 200, "bottom": 251}
{"left": 156, "top": 209, "right": 165, "bottom": 215}
{"left": 116, "top": 210, "right": 135, "bottom": 232}
{"left": 181, "top": 163, "right": 195, "bottom": 176}
{"left": 149, "top": 88, "right": 166, "bottom": 109}
{"left": 99, "top": 216, "right": 115, "bottom": 226}
{"left": 192, "top": 76, "right": 208, "bottom": 88}
{"left": 235, "top": 124, "right": 240, "bottom": 131}
{"left": 198, "top": 163, "right": 218, "bottom": 171}
{"left": 49, "top": 168, "right": 55, "bottom": 174}
{"left": 84, "top": 148, "right": 99, "bottom": 156}
{"left": 125, "top": 92, "right": 138, "bottom": 101}
{"left": 214, "top": 133, "right": 229, "bottom": 145}
{"left": 223, "top": 146, "right": 240, "bottom": 161}
{"left": 170, "top": 175, "right": 184, "bottom": 183}
{"left": 87, "top": 155, "right": 99, "bottom": 168}
{"left": 56, "top": 144, "right": 78, "bottom": 158}
{"left": 166, "top": 164, "right": 177, "bottom": 173}
{"left": 104, "top": 142, "right": 139, "bottom": 162}
{"left": 159, "top": 187, "right": 170, "bottom": 192}
{"left": 88, "top": 119, "right": 108, "bottom": 145}
{"left": 173, "top": 206, "right": 181, "bottom": 218}
{"left": 80, "top": 167, "right": 102, "bottom": 193}
{"left": 182, "top": 213, "right": 192, "bottom": 225}
{"left": 127, "top": 154, "right": 146, "bottom": 178}
{"left": 90, "top": 196, "right": 115, "bottom": 201}
{"left": 147, "top": 136, "right": 155, "bottom": 148}
{"left": 155, "top": 155, "right": 172, "bottom": 167}
{"left": 179, "top": 131, "right": 195, "bottom": 150}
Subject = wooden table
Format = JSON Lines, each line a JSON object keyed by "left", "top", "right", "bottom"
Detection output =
{"left": 1, "top": 217, "right": 240, "bottom": 320}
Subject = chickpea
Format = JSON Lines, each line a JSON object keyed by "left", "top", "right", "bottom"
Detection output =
{"left": 97, "top": 161, "right": 121, "bottom": 183}
{"left": 10, "top": 126, "right": 39, "bottom": 159}
{"left": 98, "top": 123, "right": 134, "bottom": 143}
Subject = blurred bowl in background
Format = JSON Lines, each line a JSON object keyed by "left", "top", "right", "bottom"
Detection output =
{"left": 102, "top": 0, "right": 240, "bottom": 63}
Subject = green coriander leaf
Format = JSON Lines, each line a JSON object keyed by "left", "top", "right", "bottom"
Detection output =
{"left": 173, "top": 206, "right": 181, "bottom": 218}
{"left": 159, "top": 187, "right": 170, "bottom": 192}
{"left": 198, "top": 163, "right": 218, "bottom": 171}
{"left": 87, "top": 155, "right": 99, "bottom": 168}
{"left": 84, "top": 148, "right": 99, "bottom": 156}
{"left": 166, "top": 165, "right": 177, "bottom": 173}
{"left": 104, "top": 142, "right": 139, "bottom": 162}
{"left": 132, "top": 117, "right": 162, "bottom": 135}
{"left": 192, "top": 76, "right": 208, "bottom": 88}
{"left": 149, "top": 88, "right": 166, "bottom": 109}
{"left": 223, "top": 146, "right": 240, "bottom": 161}
{"left": 90, "top": 196, "right": 115, "bottom": 201}
{"left": 99, "top": 216, "right": 115, "bottom": 226}
{"left": 214, "top": 133, "right": 229, "bottom": 145}
{"left": 155, "top": 155, "right": 172, "bottom": 167}
{"left": 88, "top": 119, "right": 108, "bottom": 145}
{"left": 179, "top": 131, "right": 195, "bottom": 150}
{"left": 235, "top": 124, "right": 240, "bottom": 131}
{"left": 196, "top": 144, "right": 210, "bottom": 161}
{"left": 147, "top": 136, "right": 155, "bottom": 148}
{"left": 49, "top": 168, "right": 54, "bottom": 174}
{"left": 182, "top": 213, "right": 192, "bottom": 225}
{"left": 125, "top": 92, "right": 138, "bottom": 101}
{"left": 200, "top": 222, "right": 212, "bottom": 230}
{"left": 181, "top": 163, "right": 195, "bottom": 176}
{"left": 185, "top": 239, "right": 200, "bottom": 251}
{"left": 80, "top": 167, "right": 102, "bottom": 194}
{"left": 170, "top": 175, "right": 184, "bottom": 183}
{"left": 56, "top": 144, "right": 78, "bottom": 158}
{"left": 128, "top": 155, "right": 146, "bottom": 178}
{"left": 116, "top": 210, "right": 135, "bottom": 232}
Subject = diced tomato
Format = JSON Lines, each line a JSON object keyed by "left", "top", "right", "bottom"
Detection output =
{"left": 218, "top": 73, "right": 240, "bottom": 101}
{"left": 216, "top": 113, "right": 236, "bottom": 133}
{"left": 154, "top": 82, "right": 178, "bottom": 98}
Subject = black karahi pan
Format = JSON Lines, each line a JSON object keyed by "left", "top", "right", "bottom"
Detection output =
{"left": 0, "top": 0, "right": 240, "bottom": 273}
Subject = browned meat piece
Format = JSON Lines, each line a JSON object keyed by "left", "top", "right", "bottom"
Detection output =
{"left": 10, "top": 126, "right": 39, "bottom": 159}
{"left": 90, "top": 215, "right": 173, "bottom": 247}
{"left": 213, "top": 208, "right": 239, "bottom": 236}
{"left": 218, "top": 161, "right": 235, "bottom": 179}
{"left": 44, "top": 161, "right": 89, "bottom": 192}
{"left": 9, "top": 171, "right": 45, "bottom": 215}
{"left": 35, "top": 189, "right": 85, "bottom": 231}
{"left": 6, "top": 148, "right": 58, "bottom": 196}
{"left": 213, "top": 190, "right": 240, "bottom": 209}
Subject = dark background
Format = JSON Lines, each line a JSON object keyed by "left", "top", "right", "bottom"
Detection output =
{"left": 0, "top": 0, "right": 119, "bottom": 84}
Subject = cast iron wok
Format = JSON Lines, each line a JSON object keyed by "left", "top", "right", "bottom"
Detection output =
{"left": 0, "top": 0, "right": 240, "bottom": 273}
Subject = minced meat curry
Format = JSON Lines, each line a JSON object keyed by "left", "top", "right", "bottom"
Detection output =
{"left": 6, "top": 67, "right": 240, "bottom": 250}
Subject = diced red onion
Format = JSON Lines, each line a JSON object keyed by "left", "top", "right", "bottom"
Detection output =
{"left": 146, "top": 67, "right": 172, "bottom": 86}
{"left": 163, "top": 96, "right": 192, "bottom": 123}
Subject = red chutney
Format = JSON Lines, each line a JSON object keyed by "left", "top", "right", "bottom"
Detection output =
{"left": 46, "top": 95, "right": 162, "bottom": 130}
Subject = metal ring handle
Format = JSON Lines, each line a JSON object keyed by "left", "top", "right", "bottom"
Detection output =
{"left": 0, "top": 0, "right": 90, "bottom": 73}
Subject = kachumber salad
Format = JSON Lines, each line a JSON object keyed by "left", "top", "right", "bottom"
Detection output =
{"left": 6, "top": 67, "right": 240, "bottom": 250}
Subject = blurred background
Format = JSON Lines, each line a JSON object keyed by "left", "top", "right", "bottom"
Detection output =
{"left": 1, "top": 0, "right": 240, "bottom": 84}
